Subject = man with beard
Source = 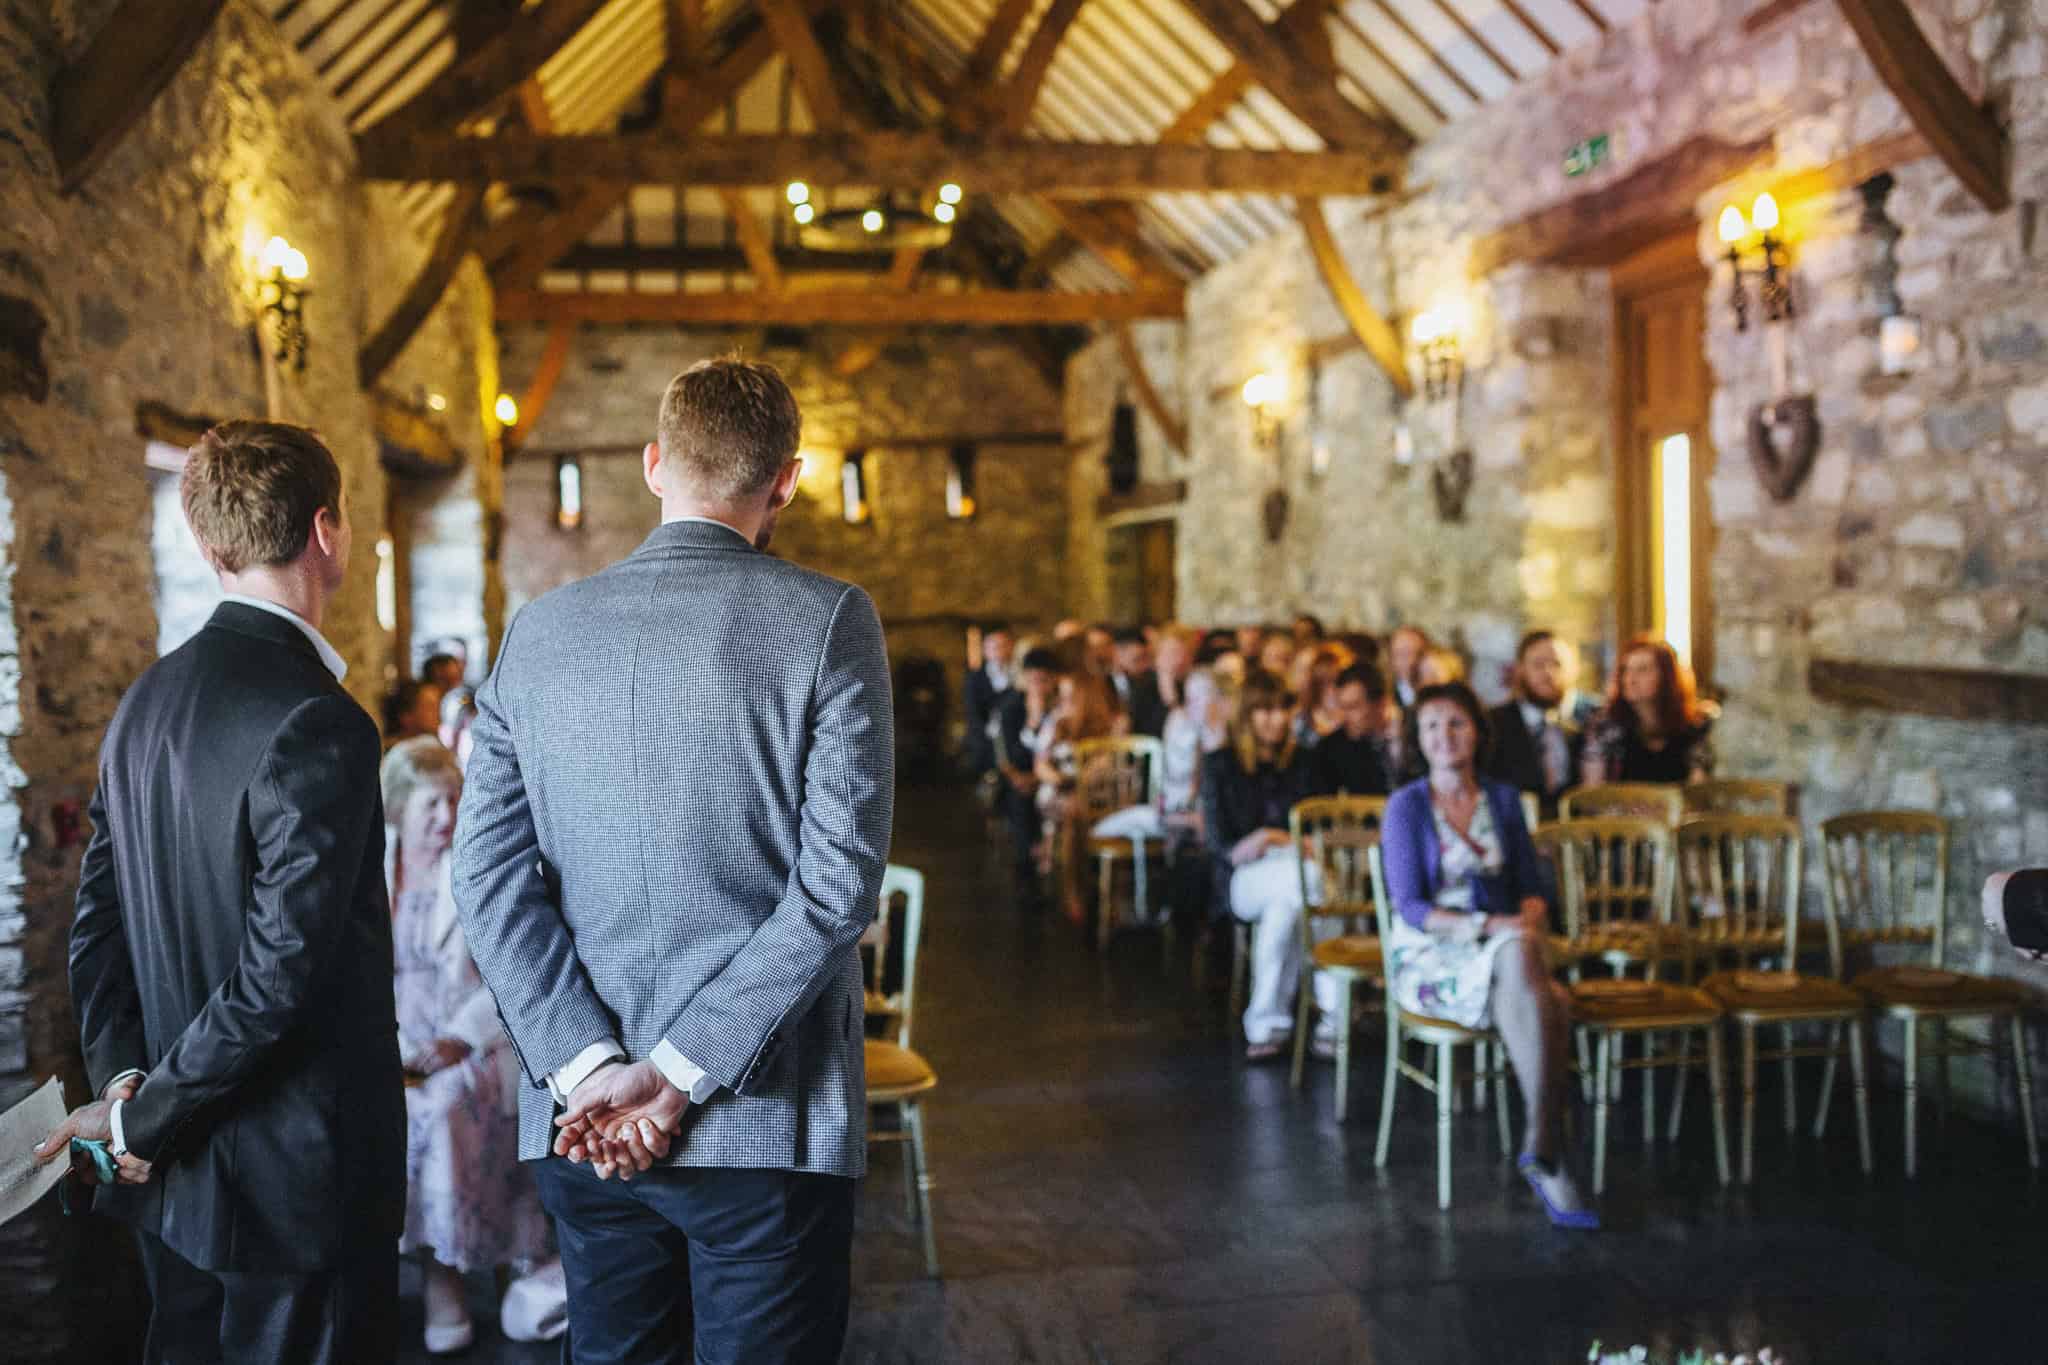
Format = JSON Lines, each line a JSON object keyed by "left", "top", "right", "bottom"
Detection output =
{"left": 1483, "top": 629, "right": 1582, "bottom": 818}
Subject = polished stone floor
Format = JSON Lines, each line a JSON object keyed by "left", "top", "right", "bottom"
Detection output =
{"left": 401, "top": 783, "right": 2042, "bottom": 1364}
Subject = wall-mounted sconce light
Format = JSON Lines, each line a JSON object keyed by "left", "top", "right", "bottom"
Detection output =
{"left": 555, "top": 455, "right": 584, "bottom": 531}
{"left": 1241, "top": 371, "right": 1282, "bottom": 450}
{"left": 256, "top": 235, "right": 309, "bottom": 372}
{"left": 945, "top": 443, "right": 977, "bottom": 519}
{"left": 841, "top": 449, "right": 871, "bottom": 524}
{"left": 1718, "top": 192, "right": 1794, "bottom": 332}
{"left": 1410, "top": 306, "right": 1463, "bottom": 402}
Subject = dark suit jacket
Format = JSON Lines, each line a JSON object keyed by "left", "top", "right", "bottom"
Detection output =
{"left": 1483, "top": 700, "right": 1581, "bottom": 811}
{"left": 69, "top": 603, "right": 402, "bottom": 1273}
{"left": 1116, "top": 670, "right": 1169, "bottom": 738}
{"left": 962, "top": 665, "right": 1011, "bottom": 774}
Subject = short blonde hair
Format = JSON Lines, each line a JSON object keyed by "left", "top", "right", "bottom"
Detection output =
{"left": 182, "top": 421, "right": 342, "bottom": 573}
{"left": 380, "top": 736, "right": 462, "bottom": 824}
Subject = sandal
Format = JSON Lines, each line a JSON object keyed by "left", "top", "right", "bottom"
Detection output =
{"left": 1244, "top": 1040, "right": 1288, "bottom": 1062}
{"left": 1518, "top": 1153, "right": 1600, "bottom": 1230}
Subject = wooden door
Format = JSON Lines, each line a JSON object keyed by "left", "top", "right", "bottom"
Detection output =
{"left": 1614, "top": 236, "right": 1715, "bottom": 689}
{"left": 1137, "top": 519, "right": 1177, "bottom": 625}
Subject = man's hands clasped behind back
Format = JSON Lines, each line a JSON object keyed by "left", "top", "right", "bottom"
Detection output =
{"left": 32, "top": 1072, "right": 152, "bottom": 1186}
{"left": 553, "top": 1060, "right": 690, "bottom": 1181}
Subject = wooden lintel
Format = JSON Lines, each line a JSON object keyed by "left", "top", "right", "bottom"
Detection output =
{"left": 1097, "top": 479, "right": 1188, "bottom": 519}
{"left": 1742, "top": 0, "right": 1820, "bottom": 33}
{"left": 1810, "top": 657, "right": 2048, "bottom": 727}
{"left": 135, "top": 399, "right": 221, "bottom": 449}
{"left": 359, "top": 186, "right": 487, "bottom": 389}
{"left": 1111, "top": 322, "right": 1187, "bottom": 457}
{"left": 1468, "top": 134, "right": 1776, "bottom": 276}
{"left": 51, "top": 0, "right": 228, "bottom": 193}
{"left": 494, "top": 288, "right": 1184, "bottom": 326}
{"left": 509, "top": 322, "right": 575, "bottom": 448}
{"left": 1833, "top": 0, "right": 2008, "bottom": 211}
{"left": 359, "top": 0, "right": 607, "bottom": 140}
{"left": 373, "top": 395, "right": 464, "bottom": 478}
{"left": 1297, "top": 198, "right": 1412, "bottom": 400}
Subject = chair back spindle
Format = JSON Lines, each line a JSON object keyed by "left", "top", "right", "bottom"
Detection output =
{"left": 1819, "top": 812, "right": 1948, "bottom": 973}
{"left": 1073, "top": 737, "right": 1164, "bottom": 824}
{"left": 1675, "top": 814, "right": 1803, "bottom": 971}
{"left": 1560, "top": 783, "right": 1684, "bottom": 825}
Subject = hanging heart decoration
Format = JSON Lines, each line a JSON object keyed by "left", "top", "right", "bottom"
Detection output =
{"left": 1747, "top": 394, "right": 1820, "bottom": 502}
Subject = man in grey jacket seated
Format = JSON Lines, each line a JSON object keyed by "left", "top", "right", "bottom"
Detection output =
{"left": 1983, "top": 869, "right": 2048, "bottom": 963}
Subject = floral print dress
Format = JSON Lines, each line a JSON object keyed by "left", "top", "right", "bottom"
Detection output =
{"left": 1385, "top": 796, "right": 1523, "bottom": 1029}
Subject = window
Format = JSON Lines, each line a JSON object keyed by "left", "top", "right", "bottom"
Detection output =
{"left": 841, "top": 449, "right": 870, "bottom": 524}
{"left": 146, "top": 440, "right": 221, "bottom": 656}
{"left": 375, "top": 536, "right": 398, "bottom": 633}
{"left": 945, "top": 443, "right": 977, "bottom": 520}
{"left": 1654, "top": 433, "right": 1693, "bottom": 667}
{"left": 555, "top": 456, "right": 584, "bottom": 531}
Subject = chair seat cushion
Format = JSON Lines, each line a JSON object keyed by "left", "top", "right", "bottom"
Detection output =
{"left": 1700, "top": 969, "right": 1862, "bottom": 1017}
{"left": 1395, "top": 1006, "right": 1490, "bottom": 1040}
{"left": 865, "top": 1040, "right": 937, "bottom": 1095}
{"left": 1560, "top": 924, "right": 1689, "bottom": 959}
{"left": 1568, "top": 980, "right": 1721, "bottom": 1027}
{"left": 1688, "top": 917, "right": 1829, "bottom": 952}
{"left": 1851, "top": 966, "right": 2024, "bottom": 1013}
{"left": 1311, "top": 934, "right": 1382, "bottom": 975}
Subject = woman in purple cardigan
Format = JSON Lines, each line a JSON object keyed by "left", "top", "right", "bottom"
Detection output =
{"left": 1381, "top": 682, "right": 1594, "bottom": 1228}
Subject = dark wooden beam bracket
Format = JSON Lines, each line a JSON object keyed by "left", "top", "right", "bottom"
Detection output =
{"left": 1832, "top": 0, "right": 2008, "bottom": 211}
{"left": 51, "top": 0, "right": 228, "bottom": 192}
{"left": 1809, "top": 657, "right": 2048, "bottom": 727}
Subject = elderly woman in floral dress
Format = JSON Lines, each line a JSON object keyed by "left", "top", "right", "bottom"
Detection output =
{"left": 382, "top": 737, "right": 560, "bottom": 1353}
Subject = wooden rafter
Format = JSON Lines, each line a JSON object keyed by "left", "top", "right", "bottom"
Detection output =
{"left": 556, "top": 244, "right": 934, "bottom": 274}
{"left": 1296, "top": 198, "right": 1411, "bottom": 399}
{"left": 1160, "top": 63, "right": 1256, "bottom": 143}
{"left": 756, "top": 0, "right": 846, "bottom": 128}
{"left": 1743, "top": 0, "right": 1820, "bottom": 33}
{"left": 360, "top": 185, "right": 487, "bottom": 389}
{"left": 985, "top": 0, "right": 1089, "bottom": 134}
{"left": 717, "top": 190, "right": 784, "bottom": 291}
{"left": 508, "top": 322, "right": 574, "bottom": 447}
{"left": 1330, "top": 9, "right": 1447, "bottom": 125}
{"left": 1832, "top": 0, "right": 2008, "bottom": 211}
{"left": 1363, "top": 0, "right": 1480, "bottom": 106}
{"left": 1174, "top": 0, "right": 1408, "bottom": 159}
{"left": 50, "top": 0, "right": 228, "bottom": 192}
{"left": 1425, "top": 0, "right": 1519, "bottom": 83}
{"left": 1111, "top": 322, "right": 1186, "bottom": 457}
{"left": 953, "top": 0, "right": 1038, "bottom": 105}
{"left": 1495, "top": 0, "right": 1562, "bottom": 58}
{"left": 358, "top": 0, "right": 608, "bottom": 142}
{"left": 367, "top": 131, "right": 1405, "bottom": 197}
{"left": 495, "top": 288, "right": 1183, "bottom": 326}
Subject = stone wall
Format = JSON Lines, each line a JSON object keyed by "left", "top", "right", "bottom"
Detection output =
{"left": 0, "top": 2, "right": 495, "bottom": 1354}
{"left": 1066, "top": 0, "right": 2048, "bottom": 1107}
{"left": 497, "top": 325, "right": 1070, "bottom": 737}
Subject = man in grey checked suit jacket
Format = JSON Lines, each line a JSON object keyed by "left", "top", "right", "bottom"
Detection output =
{"left": 454, "top": 358, "right": 894, "bottom": 1364}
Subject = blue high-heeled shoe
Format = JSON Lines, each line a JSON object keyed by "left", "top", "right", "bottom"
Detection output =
{"left": 1518, "top": 1153, "right": 1600, "bottom": 1230}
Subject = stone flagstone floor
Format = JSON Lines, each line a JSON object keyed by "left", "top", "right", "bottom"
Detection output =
{"left": 399, "top": 783, "right": 2042, "bottom": 1364}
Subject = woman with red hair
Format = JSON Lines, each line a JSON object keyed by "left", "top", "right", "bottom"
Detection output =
{"left": 1580, "top": 636, "right": 1716, "bottom": 785}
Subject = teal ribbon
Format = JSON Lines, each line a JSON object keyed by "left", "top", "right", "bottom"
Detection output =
{"left": 58, "top": 1137, "right": 117, "bottom": 1216}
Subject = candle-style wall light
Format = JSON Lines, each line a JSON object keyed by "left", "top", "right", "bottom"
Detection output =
{"left": 1717, "top": 192, "right": 1794, "bottom": 332}
{"left": 1241, "top": 371, "right": 1283, "bottom": 451}
{"left": 1720, "top": 191, "right": 1819, "bottom": 502}
{"left": 256, "top": 235, "right": 309, "bottom": 371}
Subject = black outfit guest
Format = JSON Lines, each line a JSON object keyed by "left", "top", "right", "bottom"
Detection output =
{"left": 1114, "top": 668, "right": 1170, "bottom": 738}
{"left": 1484, "top": 699, "right": 1581, "bottom": 814}
{"left": 1581, "top": 635, "right": 1716, "bottom": 786}
{"left": 1199, "top": 741, "right": 1316, "bottom": 921}
{"left": 1311, "top": 730, "right": 1392, "bottom": 798}
{"left": 59, "top": 424, "right": 402, "bottom": 1364}
{"left": 1584, "top": 714, "right": 1714, "bottom": 784}
{"left": 962, "top": 652, "right": 1015, "bottom": 776}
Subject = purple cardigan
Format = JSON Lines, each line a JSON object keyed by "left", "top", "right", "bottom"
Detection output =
{"left": 1381, "top": 777, "right": 1548, "bottom": 930}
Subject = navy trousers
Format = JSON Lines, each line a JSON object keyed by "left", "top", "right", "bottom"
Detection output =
{"left": 532, "top": 1157, "right": 855, "bottom": 1365}
{"left": 134, "top": 1230, "right": 397, "bottom": 1365}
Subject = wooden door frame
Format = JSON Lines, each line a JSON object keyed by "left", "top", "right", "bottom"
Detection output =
{"left": 1610, "top": 231, "right": 1715, "bottom": 688}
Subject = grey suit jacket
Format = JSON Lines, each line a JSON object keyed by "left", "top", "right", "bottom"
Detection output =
{"left": 453, "top": 519, "right": 895, "bottom": 1177}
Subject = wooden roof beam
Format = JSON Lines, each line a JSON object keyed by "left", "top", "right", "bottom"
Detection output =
{"left": 360, "top": 185, "right": 487, "bottom": 388}
{"left": 756, "top": 0, "right": 847, "bottom": 128}
{"left": 1833, "top": 0, "right": 2008, "bottom": 211}
{"left": 1111, "top": 322, "right": 1187, "bottom": 456}
{"left": 367, "top": 131, "right": 1405, "bottom": 197}
{"left": 1174, "top": 0, "right": 1409, "bottom": 157}
{"left": 50, "top": 0, "right": 227, "bottom": 192}
{"left": 494, "top": 288, "right": 1184, "bottom": 326}
{"left": 1296, "top": 198, "right": 1411, "bottom": 399}
{"left": 358, "top": 0, "right": 608, "bottom": 142}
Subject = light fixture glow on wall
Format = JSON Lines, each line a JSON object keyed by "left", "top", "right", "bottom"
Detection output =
{"left": 1241, "top": 371, "right": 1283, "bottom": 450}
{"left": 1410, "top": 303, "right": 1464, "bottom": 402}
{"left": 841, "top": 450, "right": 871, "bottom": 524}
{"left": 1718, "top": 191, "right": 1794, "bottom": 332}
{"left": 256, "top": 234, "right": 309, "bottom": 371}
{"left": 494, "top": 393, "right": 519, "bottom": 428}
{"left": 945, "top": 443, "right": 977, "bottom": 520}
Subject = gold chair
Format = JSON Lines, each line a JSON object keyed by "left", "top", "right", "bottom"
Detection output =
{"left": 1519, "top": 790, "right": 1541, "bottom": 835}
{"left": 1074, "top": 736, "right": 1170, "bottom": 953}
{"left": 1549, "top": 819, "right": 1730, "bottom": 1193}
{"left": 1683, "top": 778, "right": 1792, "bottom": 816}
{"left": 1286, "top": 798, "right": 1390, "bottom": 1119}
{"left": 864, "top": 865, "right": 940, "bottom": 1276}
{"left": 1820, "top": 812, "right": 2038, "bottom": 1177}
{"left": 1560, "top": 783, "right": 1684, "bottom": 825}
{"left": 1367, "top": 842, "right": 1513, "bottom": 1210}
{"left": 1697, "top": 828, "right": 1874, "bottom": 1183}
{"left": 1677, "top": 814, "right": 1822, "bottom": 974}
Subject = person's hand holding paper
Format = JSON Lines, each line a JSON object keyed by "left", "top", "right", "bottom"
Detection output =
{"left": 32, "top": 1071, "right": 151, "bottom": 1186}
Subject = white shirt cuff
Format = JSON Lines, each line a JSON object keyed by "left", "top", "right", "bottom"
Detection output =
{"left": 102, "top": 1069, "right": 145, "bottom": 1100}
{"left": 651, "top": 1040, "right": 720, "bottom": 1104}
{"left": 546, "top": 1039, "right": 625, "bottom": 1103}
{"left": 109, "top": 1098, "right": 129, "bottom": 1158}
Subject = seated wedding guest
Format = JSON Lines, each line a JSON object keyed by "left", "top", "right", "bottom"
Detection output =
{"left": 1417, "top": 645, "right": 1466, "bottom": 688}
{"left": 1110, "top": 626, "right": 1168, "bottom": 737}
{"left": 1382, "top": 683, "right": 1595, "bottom": 1228}
{"left": 1337, "top": 631, "right": 1383, "bottom": 673}
{"left": 963, "top": 621, "right": 1017, "bottom": 780}
{"left": 1258, "top": 633, "right": 1298, "bottom": 682}
{"left": 1235, "top": 623, "right": 1268, "bottom": 660}
{"left": 385, "top": 678, "right": 444, "bottom": 750}
{"left": 995, "top": 649, "right": 1063, "bottom": 890}
{"left": 1484, "top": 630, "right": 1581, "bottom": 817}
{"left": 1084, "top": 622, "right": 1117, "bottom": 676}
{"left": 1984, "top": 869, "right": 2048, "bottom": 963}
{"left": 1291, "top": 613, "right": 1326, "bottom": 649}
{"left": 1389, "top": 625, "right": 1431, "bottom": 709}
{"left": 1053, "top": 618, "right": 1087, "bottom": 643}
{"left": 1154, "top": 627, "right": 1194, "bottom": 705}
{"left": 1311, "top": 664, "right": 1393, "bottom": 797}
{"left": 1200, "top": 669, "right": 1334, "bottom": 1061}
{"left": 422, "top": 650, "right": 466, "bottom": 694}
{"left": 438, "top": 686, "right": 478, "bottom": 769}
{"left": 1581, "top": 635, "right": 1715, "bottom": 785}
{"left": 382, "top": 737, "right": 559, "bottom": 1352}
{"left": 1291, "top": 641, "right": 1355, "bottom": 747}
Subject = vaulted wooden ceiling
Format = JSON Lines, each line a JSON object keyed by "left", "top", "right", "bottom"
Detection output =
{"left": 266, "top": 0, "right": 1645, "bottom": 325}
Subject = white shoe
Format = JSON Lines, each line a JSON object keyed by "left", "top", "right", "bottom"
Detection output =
{"left": 424, "top": 1316, "right": 475, "bottom": 1355}
{"left": 501, "top": 1258, "right": 570, "bottom": 1343}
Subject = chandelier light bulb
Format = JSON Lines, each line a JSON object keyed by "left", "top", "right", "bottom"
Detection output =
{"left": 786, "top": 181, "right": 810, "bottom": 205}
{"left": 793, "top": 202, "right": 815, "bottom": 224}
{"left": 938, "top": 182, "right": 963, "bottom": 205}
{"left": 861, "top": 209, "right": 885, "bottom": 233}
{"left": 933, "top": 202, "right": 956, "bottom": 224}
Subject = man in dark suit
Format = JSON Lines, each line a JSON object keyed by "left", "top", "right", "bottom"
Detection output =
{"left": 1109, "top": 626, "right": 1169, "bottom": 737}
{"left": 962, "top": 620, "right": 1016, "bottom": 778}
{"left": 1483, "top": 629, "right": 1582, "bottom": 818}
{"left": 1311, "top": 664, "right": 1393, "bottom": 797}
{"left": 455, "top": 359, "right": 894, "bottom": 1364}
{"left": 38, "top": 422, "right": 402, "bottom": 1363}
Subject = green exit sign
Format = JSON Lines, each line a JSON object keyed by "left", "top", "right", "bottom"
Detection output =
{"left": 1564, "top": 133, "right": 1611, "bottom": 178}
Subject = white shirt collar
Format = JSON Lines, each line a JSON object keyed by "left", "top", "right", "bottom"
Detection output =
{"left": 222, "top": 594, "right": 348, "bottom": 681}
{"left": 665, "top": 513, "right": 749, "bottom": 539}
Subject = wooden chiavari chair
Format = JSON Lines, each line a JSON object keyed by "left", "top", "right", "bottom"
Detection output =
{"left": 1286, "top": 797, "right": 1390, "bottom": 1120}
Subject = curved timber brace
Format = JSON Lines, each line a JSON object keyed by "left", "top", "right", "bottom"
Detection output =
{"left": 1111, "top": 322, "right": 1187, "bottom": 459}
